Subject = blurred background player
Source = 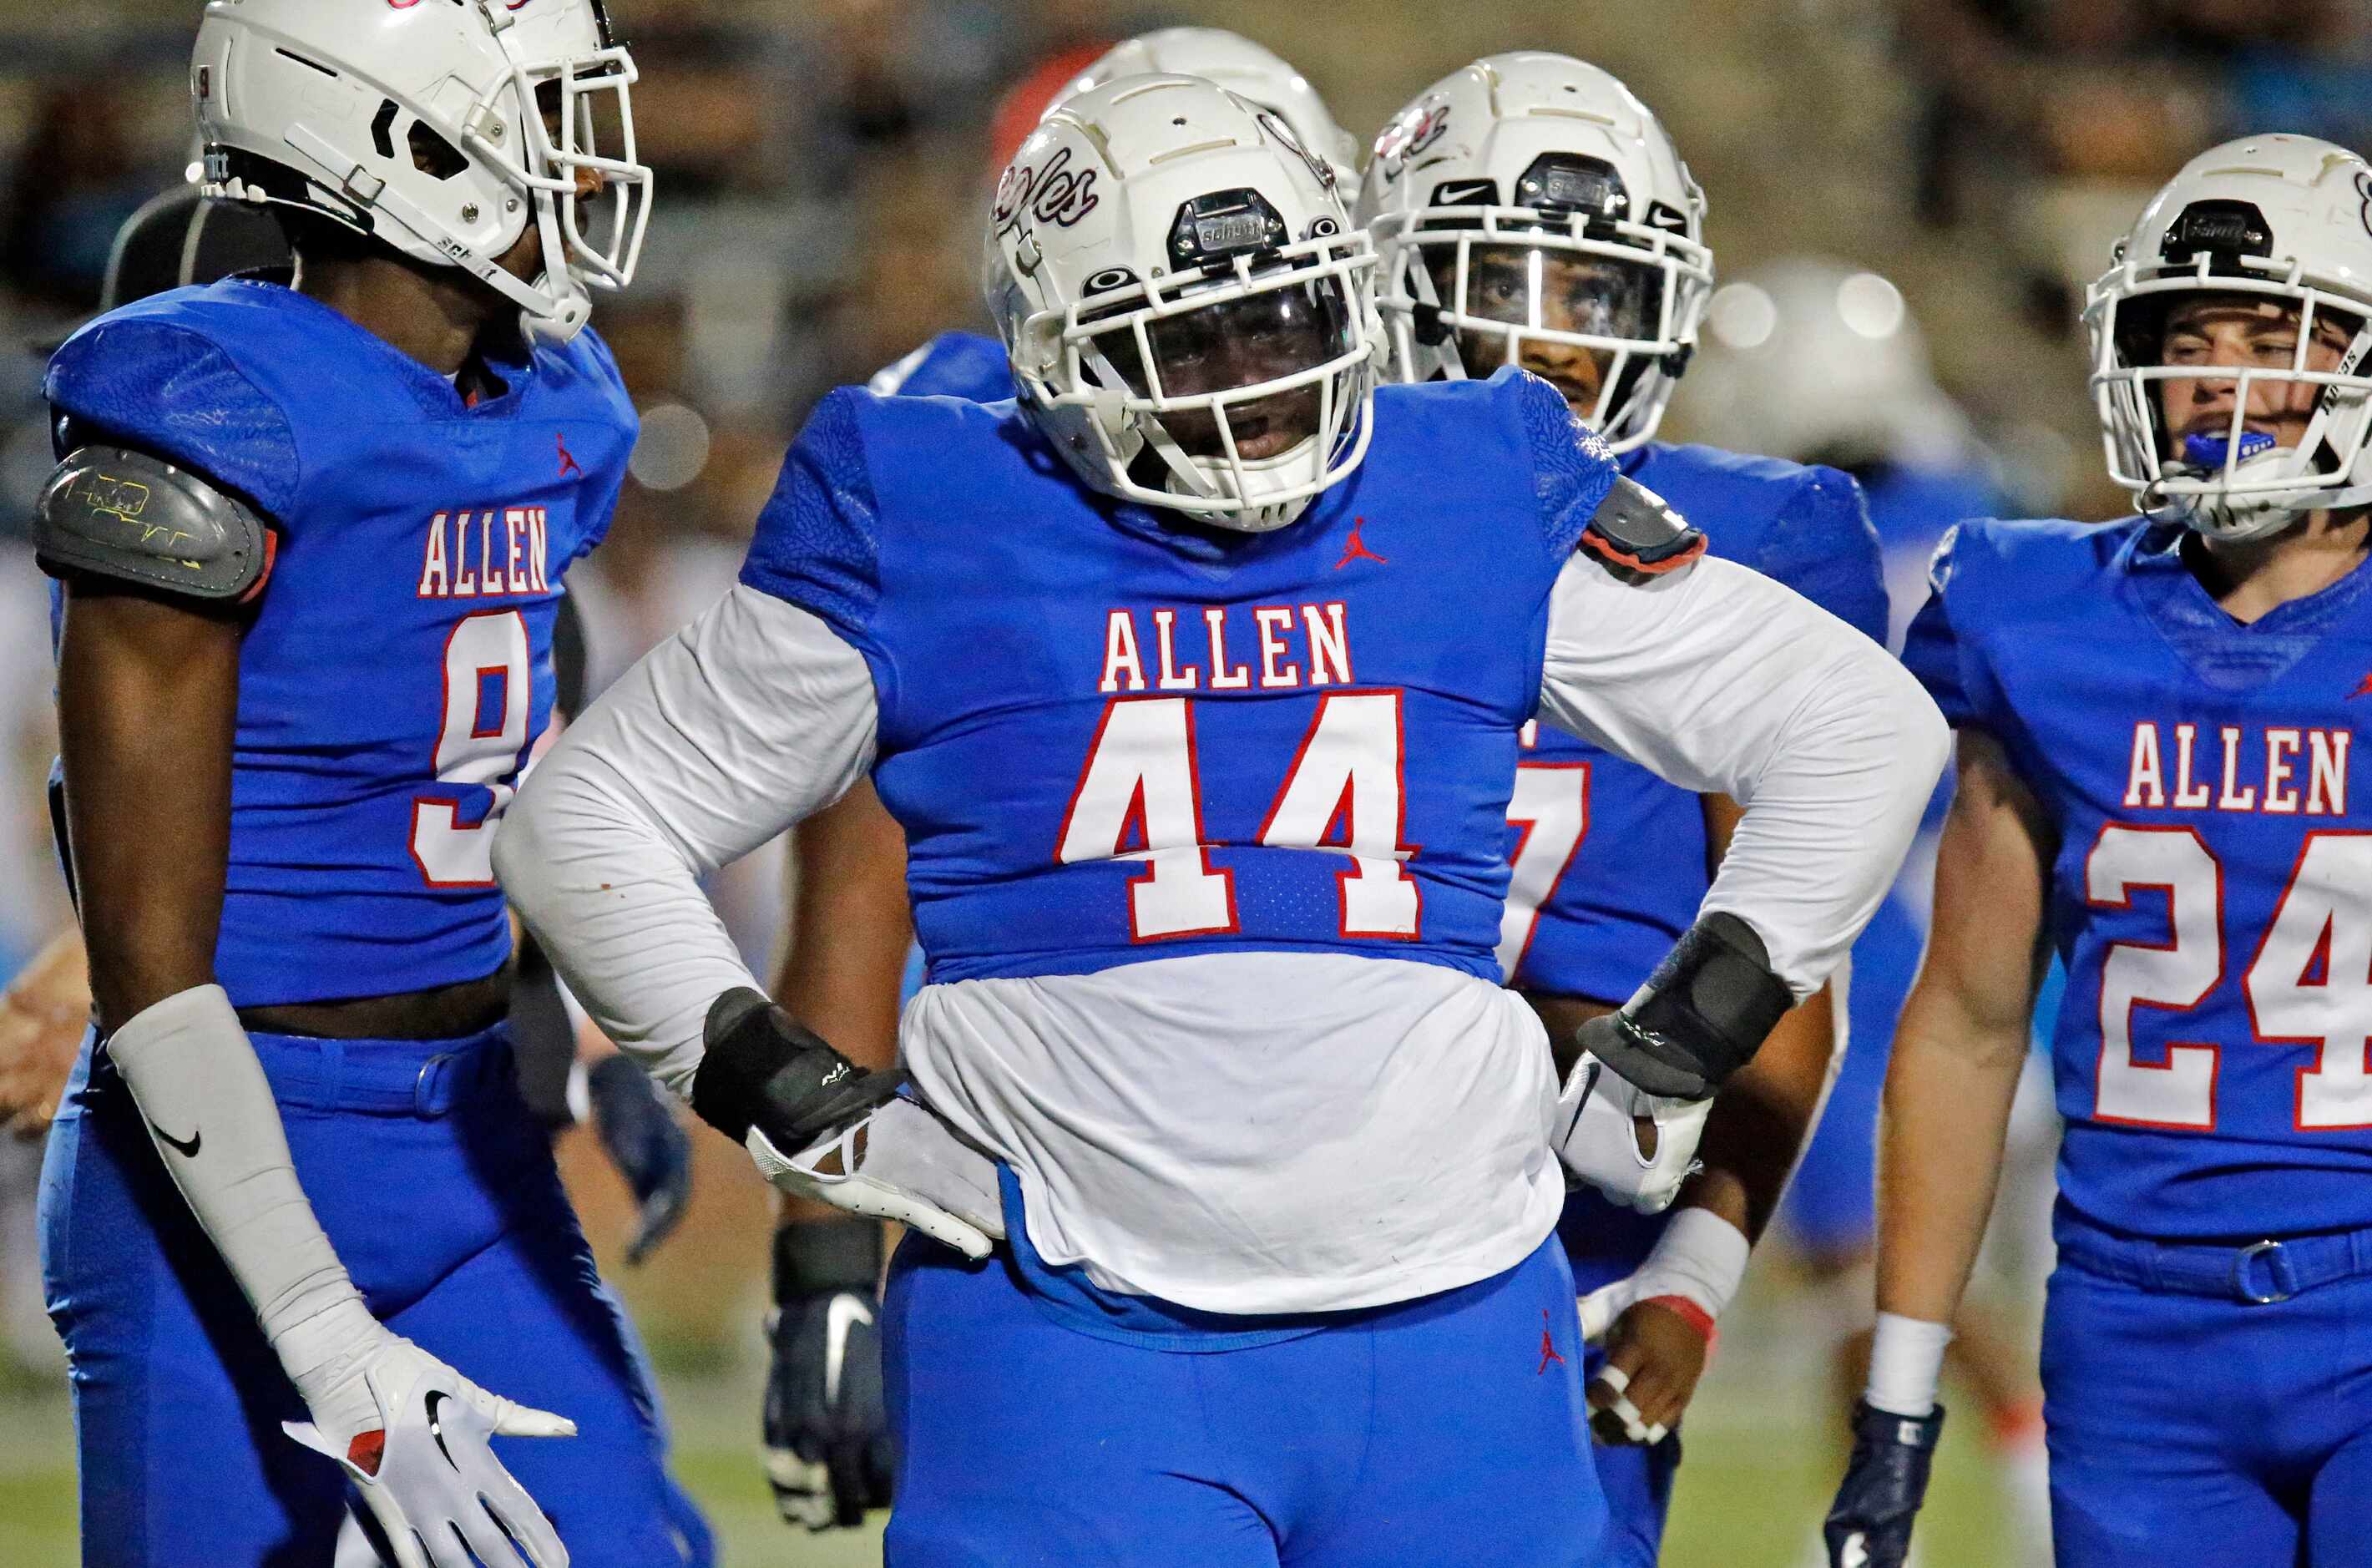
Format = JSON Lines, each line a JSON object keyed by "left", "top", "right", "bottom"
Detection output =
{"left": 501, "top": 72, "right": 1945, "bottom": 1568}
{"left": 1359, "top": 52, "right": 1889, "bottom": 1565}
{"left": 33, "top": 2, "right": 711, "bottom": 1563}
{"left": 757, "top": 25, "right": 1363, "bottom": 1535}
{"left": 1828, "top": 134, "right": 2372, "bottom": 1566}
{"left": 1687, "top": 255, "right": 2057, "bottom": 1566}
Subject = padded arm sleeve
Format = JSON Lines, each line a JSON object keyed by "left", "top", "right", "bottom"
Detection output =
{"left": 1538, "top": 551, "right": 1950, "bottom": 997}
{"left": 103, "top": 985, "right": 382, "bottom": 1420}
{"left": 497, "top": 587, "right": 881, "bottom": 1097}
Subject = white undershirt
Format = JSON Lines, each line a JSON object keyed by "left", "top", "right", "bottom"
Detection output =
{"left": 498, "top": 553, "right": 1946, "bottom": 1313}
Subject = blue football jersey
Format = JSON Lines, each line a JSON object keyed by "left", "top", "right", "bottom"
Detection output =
{"left": 869, "top": 330, "right": 1013, "bottom": 402}
{"left": 743, "top": 367, "right": 1619, "bottom": 985}
{"left": 45, "top": 277, "right": 636, "bottom": 1008}
{"left": 1499, "top": 443, "right": 1888, "bottom": 1001}
{"left": 1905, "top": 516, "right": 2372, "bottom": 1241}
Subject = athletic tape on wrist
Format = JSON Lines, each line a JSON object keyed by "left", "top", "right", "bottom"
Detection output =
{"left": 1865, "top": 1310, "right": 1954, "bottom": 1419}
{"left": 1636, "top": 1205, "right": 1751, "bottom": 1323}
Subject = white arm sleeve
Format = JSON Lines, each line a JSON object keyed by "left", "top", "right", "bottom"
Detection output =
{"left": 496, "top": 585, "right": 880, "bottom": 1096}
{"left": 1539, "top": 554, "right": 1949, "bottom": 997}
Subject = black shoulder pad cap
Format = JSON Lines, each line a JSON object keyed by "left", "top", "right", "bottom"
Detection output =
{"left": 1578, "top": 475, "right": 1707, "bottom": 584}
{"left": 35, "top": 446, "right": 272, "bottom": 602}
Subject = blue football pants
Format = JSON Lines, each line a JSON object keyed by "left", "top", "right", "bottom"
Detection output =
{"left": 39, "top": 1024, "right": 712, "bottom": 1567}
{"left": 2043, "top": 1247, "right": 2372, "bottom": 1565}
{"left": 882, "top": 1229, "right": 1608, "bottom": 1567}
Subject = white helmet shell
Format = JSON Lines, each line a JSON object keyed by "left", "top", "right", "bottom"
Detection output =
{"left": 1356, "top": 52, "right": 1711, "bottom": 453}
{"left": 1686, "top": 257, "right": 1970, "bottom": 470}
{"left": 192, "top": 0, "right": 653, "bottom": 341}
{"left": 985, "top": 74, "right": 1382, "bottom": 533}
{"left": 2086, "top": 133, "right": 2372, "bottom": 540}
{"left": 1060, "top": 28, "right": 1359, "bottom": 190}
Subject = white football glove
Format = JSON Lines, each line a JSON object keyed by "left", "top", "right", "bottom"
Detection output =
{"left": 284, "top": 1330, "right": 575, "bottom": 1568}
{"left": 1553, "top": 1053, "right": 1712, "bottom": 1214}
{"left": 748, "top": 1093, "right": 1005, "bottom": 1261}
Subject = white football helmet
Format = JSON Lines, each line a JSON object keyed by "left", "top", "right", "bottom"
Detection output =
{"left": 191, "top": 0, "right": 652, "bottom": 341}
{"left": 986, "top": 75, "right": 1381, "bottom": 532}
{"left": 1687, "top": 258, "right": 1970, "bottom": 471}
{"left": 1358, "top": 53, "right": 1712, "bottom": 453}
{"left": 1059, "top": 28, "right": 1359, "bottom": 190}
{"left": 2086, "top": 134, "right": 2372, "bottom": 540}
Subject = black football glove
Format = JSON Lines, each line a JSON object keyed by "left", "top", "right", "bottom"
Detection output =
{"left": 584, "top": 1053, "right": 693, "bottom": 1266}
{"left": 764, "top": 1216, "right": 893, "bottom": 1531}
{"left": 1825, "top": 1399, "right": 1945, "bottom": 1568}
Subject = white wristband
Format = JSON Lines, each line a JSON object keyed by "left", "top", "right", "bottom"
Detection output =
{"left": 1634, "top": 1205, "right": 1752, "bottom": 1323}
{"left": 1866, "top": 1311, "right": 1953, "bottom": 1417}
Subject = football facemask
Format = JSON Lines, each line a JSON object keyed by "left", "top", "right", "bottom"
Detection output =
{"left": 2092, "top": 275, "right": 2372, "bottom": 541}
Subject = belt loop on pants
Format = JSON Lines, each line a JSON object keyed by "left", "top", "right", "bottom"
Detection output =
{"left": 414, "top": 1053, "right": 455, "bottom": 1118}
{"left": 2230, "top": 1240, "right": 2294, "bottom": 1306}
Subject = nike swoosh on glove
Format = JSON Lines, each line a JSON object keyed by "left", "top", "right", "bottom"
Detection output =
{"left": 285, "top": 1333, "right": 575, "bottom": 1568}
{"left": 763, "top": 1213, "right": 895, "bottom": 1530}
{"left": 1552, "top": 1053, "right": 1712, "bottom": 1214}
{"left": 753, "top": 1094, "right": 1004, "bottom": 1259}
{"left": 693, "top": 989, "right": 1002, "bottom": 1258}
{"left": 1824, "top": 1399, "right": 1945, "bottom": 1568}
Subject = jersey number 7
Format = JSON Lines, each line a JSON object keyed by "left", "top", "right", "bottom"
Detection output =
{"left": 2088, "top": 824, "right": 2372, "bottom": 1130}
{"left": 1056, "top": 693, "right": 1420, "bottom": 942}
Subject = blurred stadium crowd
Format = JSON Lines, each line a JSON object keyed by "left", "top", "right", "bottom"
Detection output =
{"left": 4, "top": 0, "right": 2372, "bottom": 1560}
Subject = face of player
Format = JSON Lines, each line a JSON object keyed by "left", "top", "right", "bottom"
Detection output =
{"left": 1425, "top": 245, "right": 1659, "bottom": 414}
{"left": 2154, "top": 293, "right": 2357, "bottom": 462}
{"left": 1101, "top": 280, "right": 1351, "bottom": 460}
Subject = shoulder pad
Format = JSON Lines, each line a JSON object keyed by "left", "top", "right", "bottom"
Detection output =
{"left": 36, "top": 446, "right": 273, "bottom": 602}
{"left": 1578, "top": 476, "right": 1707, "bottom": 584}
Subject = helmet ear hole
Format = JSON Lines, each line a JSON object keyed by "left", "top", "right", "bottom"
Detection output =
{"left": 407, "top": 121, "right": 470, "bottom": 182}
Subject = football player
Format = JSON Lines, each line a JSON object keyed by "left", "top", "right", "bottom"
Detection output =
{"left": 757, "top": 27, "right": 1364, "bottom": 1534}
{"left": 34, "top": 3, "right": 708, "bottom": 1565}
{"left": 1826, "top": 134, "right": 2372, "bottom": 1566}
{"left": 1358, "top": 53, "right": 1889, "bottom": 1563}
{"left": 1691, "top": 257, "right": 2056, "bottom": 1565}
{"left": 503, "top": 76, "right": 1945, "bottom": 1565}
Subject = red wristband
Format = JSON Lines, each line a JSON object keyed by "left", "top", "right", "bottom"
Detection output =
{"left": 1644, "top": 1293, "right": 1718, "bottom": 1349}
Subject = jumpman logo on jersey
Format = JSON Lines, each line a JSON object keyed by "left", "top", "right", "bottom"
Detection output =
{"left": 2351, "top": 670, "right": 2372, "bottom": 700}
{"left": 557, "top": 432, "right": 583, "bottom": 480}
{"left": 1333, "top": 517, "right": 1388, "bottom": 570}
{"left": 1537, "top": 1309, "right": 1565, "bottom": 1375}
